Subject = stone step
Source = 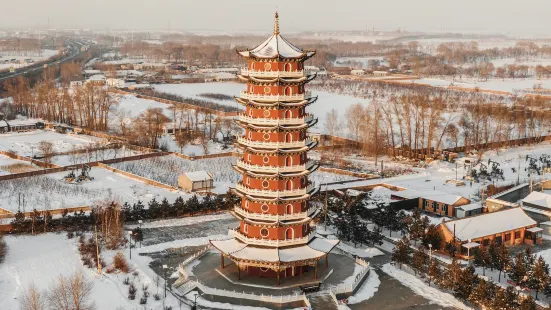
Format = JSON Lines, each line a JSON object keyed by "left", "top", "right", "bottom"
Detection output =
{"left": 308, "top": 294, "right": 338, "bottom": 310}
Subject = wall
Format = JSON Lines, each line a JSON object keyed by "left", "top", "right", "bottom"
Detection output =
{"left": 0, "top": 150, "right": 60, "bottom": 169}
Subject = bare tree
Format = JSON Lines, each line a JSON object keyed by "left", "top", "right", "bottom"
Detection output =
{"left": 20, "top": 283, "right": 46, "bottom": 310}
{"left": 324, "top": 109, "right": 341, "bottom": 137}
{"left": 38, "top": 141, "right": 54, "bottom": 163}
{"left": 48, "top": 272, "right": 96, "bottom": 310}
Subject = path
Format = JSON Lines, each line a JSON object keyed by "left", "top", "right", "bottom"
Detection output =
{"left": 309, "top": 294, "right": 338, "bottom": 310}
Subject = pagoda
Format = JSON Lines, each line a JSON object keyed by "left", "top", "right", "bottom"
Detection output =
{"left": 210, "top": 12, "right": 339, "bottom": 285}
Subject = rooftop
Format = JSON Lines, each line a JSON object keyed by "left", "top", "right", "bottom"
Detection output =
{"left": 522, "top": 191, "right": 551, "bottom": 209}
{"left": 185, "top": 171, "right": 212, "bottom": 182}
{"left": 443, "top": 207, "right": 536, "bottom": 241}
{"left": 391, "top": 188, "right": 465, "bottom": 205}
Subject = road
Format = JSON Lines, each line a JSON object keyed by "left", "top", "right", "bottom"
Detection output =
{"left": 0, "top": 39, "right": 89, "bottom": 83}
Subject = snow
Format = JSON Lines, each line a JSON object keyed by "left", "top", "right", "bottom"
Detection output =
{"left": 158, "top": 134, "right": 235, "bottom": 155}
{"left": 444, "top": 207, "right": 536, "bottom": 241}
{"left": 0, "top": 49, "right": 59, "bottom": 70}
{"left": 127, "top": 212, "right": 233, "bottom": 229}
{"left": 396, "top": 76, "right": 551, "bottom": 94}
{"left": 337, "top": 242, "right": 385, "bottom": 258}
{"left": 48, "top": 147, "right": 144, "bottom": 166}
{"left": 523, "top": 191, "right": 551, "bottom": 209}
{"left": 0, "top": 233, "right": 165, "bottom": 310}
{"left": 184, "top": 171, "right": 212, "bottom": 182}
{"left": 381, "top": 263, "right": 472, "bottom": 309}
{"left": 334, "top": 56, "right": 389, "bottom": 69}
{"left": 113, "top": 94, "right": 172, "bottom": 118}
{"left": 0, "top": 130, "right": 105, "bottom": 157}
{"left": 152, "top": 82, "right": 242, "bottom": 108}
{"left": 242, "top": 33, "right": 304, "bottom": 58}
{"left": 391, "top": 188, "right": 464, "bottom": 205}
{"left": 346, "top": 268, "right": 380, "bottom": 304}
{"left": 137, "top": 235, "right": 226, "bottom": 254}
{"left": 0, "top": 154, "right": 35, "bottom": 176}
{"left": 185, "top": 291, "right": 272, "bottom": 310}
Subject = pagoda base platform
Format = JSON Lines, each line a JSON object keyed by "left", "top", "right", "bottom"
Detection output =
{"left": 192, "top": 252, "right": 356, "bottom": 294}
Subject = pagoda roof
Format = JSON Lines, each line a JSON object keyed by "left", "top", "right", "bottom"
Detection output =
{"left": 237, "top": 12, "right": 315, "bottom": 60}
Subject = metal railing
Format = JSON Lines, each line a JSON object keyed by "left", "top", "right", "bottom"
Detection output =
{"left": 238, "top": 114, "right": 314, "bottom": 126}
{"left": 235, "top": 159, "right": 315, "bottom": 173}
{"left": 240, "top": 68, "right": 306, "bottom": 78}
{"left": 229, "top": 228, "right": 316, "bottom": 247}
{"left": 239, "top": 90, "right": 312, "bottom": 101}
{"left": 236, "top": 137, "right": 313, "bottom": 149}
{"left": 235, "top": 182, "right": 315, "bottom": 198}
{"left": 233, "top": 205, "right": 318, "bottom": 221}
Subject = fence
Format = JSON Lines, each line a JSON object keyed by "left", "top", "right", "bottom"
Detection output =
{"left": 0, "top": 150, "right": 60, "bottom": 169}
{"left": 329, "top": 258, "right": 370, "bottom": 295}
{"left": 177, "top": 244, "right": 213, "bottom": 280}
{"left": 97, "top": 162, "right": 178, "bottom": 191}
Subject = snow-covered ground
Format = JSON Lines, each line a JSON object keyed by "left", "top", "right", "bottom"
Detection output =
{"left": 334, "top": 56, "right": 389, "bottom": 68}
{"left": 489, "top": 57, "right": 551, "bottom": 68}
{"left": 381, "top": 263, "right": 471, "bottom": 309}
{"left": 0, "top": 154, "right": 37, "bottom": 176}
{"left": 152, "top": 83, "right": 242, "bottom": 109}
{"left": 113, "top": 93, "right": 172, "bottom": 119}
{"left": 0, "top": 49, "right": 59, "bottom": 70}
{"left": 0, "top": 130, "right": 105, "bottom": 157}
{"left": 397, "top": 76, "right": 551, "bottom": 93}
{"left": 347, "top": 268, "right": 380, "bottom": 304}
{"left": 0, "top": 233, "right": 181, "bottom": 310}
{"left": 158, "top": 134, "right": 235, "bottom": 156}
{"left": 48, "top": 147, "right": 145, "bottom": 166}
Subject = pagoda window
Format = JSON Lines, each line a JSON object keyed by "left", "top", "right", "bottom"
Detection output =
{"left": 248, "top": 109, "right": 253, "bottom": 116}
{"left": 285, "top": 180, "right": 293, "bottom": 190}
{"left": 247, "top": 154, "right": 252, "bottom": 162}
{"left": 285, "top": 132, "right": 293, "bottom": 143}
{"left": 285, "top": 228, "right": 295, "bottom": 240}
{"left": 246, "top": 177, "right": 250, "bottom": 185}
{"left": 264, "top": 62, "right": 271, "bottom": 70}
{"left": 284, "top": 63, "right": 292, "bottom": 72}
{"left": 248, "top": 131, "right": 252, "bottom": 139}
{"left": 285, "top": 110, "right": 293, "bottom": 118}
{"left": 286, "top": 204, "right": 293, "bottom": 214}
{"left": 284, "top": 86, "right": 292, "bottom": 96}
{"left": 260, "top": 228, "right": 269, "bottom": 238}
{"left": 264, "top": 86, "right": 271, "bottom": 94}
{"left": 263, "top": 110, "right": 271, "bottom": 117}
{"left": 262, "top": 180, "right": 270, "bottom": 189}
{"left": 263, "top": 133, "right": 270, "bottom": 141}
{"left": 285, "top": 156, "right": 293, "bottom": 166}
{"left": 261, "top": 204, "right": 269, "bottom": 213}
{"left": 244, "top": 223, "right": 248, "bottom": 233}
{"left": 249, "top": 85, "right": 254, "bottom": 92}
{"left": 251, "top": 61, "right": 256, "bottom": 70}
{"left": 263, "top": 156, "right": 270, "bottom": 164}
{"left": 245, "top": 200, "right": 249, "bottom": 209}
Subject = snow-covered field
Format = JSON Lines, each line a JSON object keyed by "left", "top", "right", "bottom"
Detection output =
{"left": 397, "top": 76, "right": 551, "bottom": 93}
{"left": 0, "top": 131, "right": 104, "bottom": 157}
{"left": 48, "top": 147, "right": 145, "bottom": 166}
{"left": 489, "top": 57, "right": 551, "bottom": 68}
{"left": 0, "top": 49, "right": 59, "bottom": 70}
{"left": 0, "top": 154, "right": 37, "bottom": 176}
{"left": 0, "top": 233, "right": 182, "bottom": 310}
{"left": 152, "top": 83, "right": 243, "bottom": 109}
{"left": 113, "top": 94, "right": 172, "bottom": 118}
{"left": 158, "top": 134, "right": 235, "bottom": 156}
{"left": 334, "top": 56, "right": 389, "bottom": 68}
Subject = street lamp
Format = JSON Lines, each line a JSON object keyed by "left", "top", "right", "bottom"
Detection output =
{"left": 138, "top": 220, "right": 143, "bottom": 248}
{"left": 191, "top": 292, "right": 203, "bottom": 310}
{"left": 128, "top": 231, "right": 133, "bottom": 260}
{"left": 163, "top": 264, "right": 168, "bottom": 298}
{"left": 324, "top": 175, "right": 329, "bottom": 232}
{"left": 428, "top": 244, "right": 432, "bottom": 262}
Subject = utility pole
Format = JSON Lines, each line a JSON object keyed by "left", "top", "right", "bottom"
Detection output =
{"left": 324, "top": 177, "right": 328, "bottom": 231}
{"left": 95, "top": 225, "right": 101, "bottom": 274}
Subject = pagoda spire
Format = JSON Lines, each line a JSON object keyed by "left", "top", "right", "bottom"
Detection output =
{"left": 273, "top": 11, "right": 279, "bottom": 35}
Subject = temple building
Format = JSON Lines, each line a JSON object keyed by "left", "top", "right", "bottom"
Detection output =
{"left": 210, "top": 12, "right": 339, "bottom": 285}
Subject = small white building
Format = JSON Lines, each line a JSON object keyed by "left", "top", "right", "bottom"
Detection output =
{"left": 106, "top": 78, "right": 125, "bottom": 88}
{"left": 70, "top": 80, "right": 84, "bottom": 87}
{"left": 84, "top": 69, "right": 102, "bottom": 78}
{"left": 128, "top": 83, "right": 152, "bottom": 90}
{"left": 350, "top": 69, "right": 365, "bottom": 76}
{"left": 373, "top": 71, "right": 389, "bottom": 77}
{"left": 178, "top": 171, "right": 214, "bottom": 192}
{"left": 85, "top": 74, "right": 106, "bottom": 85}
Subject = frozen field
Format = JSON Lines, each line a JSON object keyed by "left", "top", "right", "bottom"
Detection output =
{"left": 113, "top": 93, "right": 172, "bottom": 118}
{"left": 0, "top": 233, "right": 180, "bottom": 310}
{"left": 150, "top": 82, "right": 370, "bottom": 134}
{"left": 334, "top": 56, "right": 389, "bottom": 68}
{"left": 0, "top": 49, "right": 59, "bottom": 70}
{"left": 0, "top": 155, "right": 38, "bottom": 176}
{"left": 158, "top": 134, "right": 235, "bottom": 156}
{"left": 110, "top": 154, "right": 360, "bottom": 193}
{"left": 0, "top": 130, "right": 105, "bottom": 157}
{"left": 49, "top": 147, "right": 145, "bottom": 166}
{"left": 397, "top": 77, "right": 551, "bottom": 93}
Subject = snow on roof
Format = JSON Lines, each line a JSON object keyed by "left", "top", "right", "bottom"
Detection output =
{"left": 458, "top": 203, "right": 483, "bottom": 212}
{"left": 523, "top": 191, "right": 551, "bottom": 209}
{"left": 391, "top": 189, "right": 464, "bottom": 205}
{"left": 231, "top": 246, "right": 279, "bottom": 263}
{"left": 279, "top": 246, "right": 325, "bottom": 262}
{"left": 527, "top": 227, "right": 543, "bottom": 233}
{"left": 184, "top": 171, "right": 212, "bottom": 182}
{"left": 444, "top": 208, "right": 536, "bottom": 241}
{"left": 308, "top": 236, "right": 340, "bottom": 253}
{"left": 210, "top": 238, "right": 246, "bottom": 255}
{"left": 84, "top": 69, "right": 101, "bottom": 74}
{"left": 87, "top": 74, "right": 105, "bottom": 81}
{"left": 462, "top": 242, "right": 480, "bottom": 249}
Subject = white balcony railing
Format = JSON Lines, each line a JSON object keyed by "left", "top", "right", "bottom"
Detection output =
{"left": 237, "top": 137, "right": 312, "bottom": 149}
{"left": 236, "top": 159, "right": 315, "bottom": 173}
{"left": 235, "top": 182, "right": 315, "bottom": 198}
{"left": 229, "top": 228, "right": 316, "bottom": 247}
{"left": 238, "top": 114, "right": 314, "bottom": 126}
{"left": 240, "top": 68, "right": 306, "bottom": 78}
{"left": 233, "top": 205, "right": 318, "bottom": 222}
{"left": 240, "top": 91, "right": 311, "bottom": 102}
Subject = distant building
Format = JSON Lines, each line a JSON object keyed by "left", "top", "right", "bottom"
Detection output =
{"left": 438, "top": 207, "right": 542, "bottom": 259}
{"left": 106, "top": 78, "right": 125, "bottom": 88}
{"left": 522, "top": 191, "right": 551, "bottom": 223}
{"left": 83, "top": 69, "right": 102, "bottom": 78}
{"left": 128, "top": 83, "right": 152, "bottom": 90}
{"left": 178, "top": 171, "right": 213, "bottom": 192}
{"left": 0, "top": 119, "right": 43, "bottom": 133}
{"left": 373, "top": 71, "right": 389, "bottom": 77}
{"left": 390, "top": 189, "right": 471, "bottom": 217}
{"left": 350, "top": 69, "right": 365, "bottom": 76}
{"left": 85, "top": 74, "right": 106, "bottom": 85}
{"left": 69, "top": 80, "right": 84, "bottom": 87}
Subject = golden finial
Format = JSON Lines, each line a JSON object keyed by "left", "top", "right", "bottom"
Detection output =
{"left": 274, "top": 11, "right": 280, "bottom": 35}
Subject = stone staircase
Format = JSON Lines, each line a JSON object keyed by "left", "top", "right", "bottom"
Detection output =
{"left": 308, "top": 294, "right": 339, "bottom": 310}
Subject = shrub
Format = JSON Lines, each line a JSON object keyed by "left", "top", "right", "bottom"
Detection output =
{"left": 113, "top": 252, "right": 129, "bottom": 273}
{"left": 139, "top": 296, "right": 147, "bottom": 304}
{"left": 128, "top": 283, "right": 137, "bottom": 300}
{"left": 153, "top": 293, "right": 161, "bottom": 301}
{"left": 123, "top": 277, "right": 130, "bottom": 285}
{"left": 66, "top": 231, "right": 74, "bottom": 239}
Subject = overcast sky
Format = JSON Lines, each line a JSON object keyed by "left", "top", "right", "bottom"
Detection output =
{"left": 4, "top": 0, "right": 551, "bottom": 37}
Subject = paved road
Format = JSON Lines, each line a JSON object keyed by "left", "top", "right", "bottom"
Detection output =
{"left": 0, "top": 39, "right": 88, "bottom": 83}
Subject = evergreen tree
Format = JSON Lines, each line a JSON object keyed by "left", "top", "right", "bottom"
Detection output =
{"left": 132, "top": 200, "right": 146, "bottom": 221}
{"left": 439, "top": 259, "right": 462, "bottom": 290}
{"left": 366, "top": 226, "right": 384, "bottom": 247}
{"left": 122, "top": 202, "right": 132, "bottom": 220}
{"left": 473, "top": 246, "right": 491, "bottom": 276}
{"left": 519, "top": 295, "right": 537, "bottom": 310}
{"left": 187, "top": 195, "right": 200, "bottom": 215}
{"left": 408, "top": 209, "right": 424, "bottom": 246}
{"left": 224, "top": 189, "right": 240, "bottom": 210}
{"left": 392, "top": 237, "right": 411, "bottom": 269}
{"left": 468, "top": 278, "right": 490, "bottom": 307}
{"left": 445, "top": 241, "right": 457, "bottom": 258}
{"left": 213, "top": 195, "right": 224, "bottom": 212}
{"left": 421, "top": 224, "right": 442, "bottom": 250}
{"left": 148, "top": 198, "right": 161, "bottom": 219}
{"left": 426, "top": 259, "right": 441, "bottom": 287}
{"left": 495, "top": 244, "right": 511, "bottom": 282}
{"left": 454, "top": 265, "right": 477, "bottom": 301}
{"left": 491, "top": 288, "right": 509, "bottom": 310}
{"left": 508, "top": 251, "right": 528, "bottom": 288}
{"left": 173, "top": 196, "right": 185, "bottom": 216}
{"left": 411, "top": 249, "right": 427, "bottom": 276}
{"left": 529, "top": 256, "right": 551, "bottom": 300}
{"left": 131, "top": 227, "right": 144, "bottom": 247}
{"left": 503, "top": 286, "right": 519, "bottom": 309}
{"left": 159, "top": 198, "right": 171, "bottom": 219}
{"left": 488, "top": 240, "right": 498, "bottom": 271}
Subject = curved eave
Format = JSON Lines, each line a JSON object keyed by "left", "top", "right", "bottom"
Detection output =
{"left": 234, "top": 141, "right": 317, "bottom": 153}
{"left": 235, "top": 120, "right": 312, "bottom": 131}
{"left": 234, "top": 97, "right": 317, "bottom": 108}
{"left": 234, "top": 185, "right": 319, "bottom": 201}
{"left": 245, "top": 75, "right": 309, "bottom": 84}
{"left": 234, "top": 210, "right": 320, "bottom": 227}
{"left": 232, "top": 163, "right": 319, "bottom": 179}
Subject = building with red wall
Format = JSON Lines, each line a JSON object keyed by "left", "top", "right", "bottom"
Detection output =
{"left": 210, "top": 12, "right": 339, "bottom": 285}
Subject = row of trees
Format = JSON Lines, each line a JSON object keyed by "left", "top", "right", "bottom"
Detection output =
{"left": 392, "top": 240, "right": 542, "bottom": 309}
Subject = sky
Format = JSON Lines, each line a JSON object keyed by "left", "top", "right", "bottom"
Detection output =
{"left": 3, "top": 0, "right": 551, "bottom": 37}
